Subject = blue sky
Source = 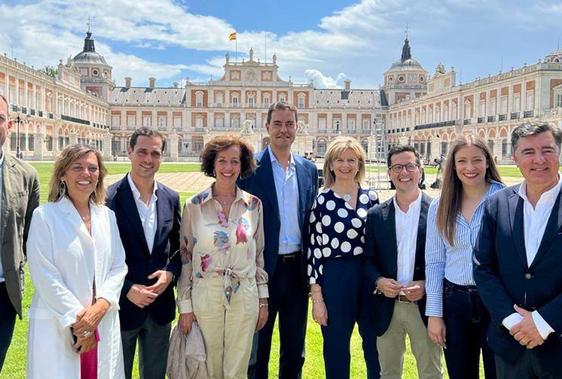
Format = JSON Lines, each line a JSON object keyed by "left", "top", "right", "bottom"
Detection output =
{"left": 0, "top": 0, "right": 560, "bottom": 89}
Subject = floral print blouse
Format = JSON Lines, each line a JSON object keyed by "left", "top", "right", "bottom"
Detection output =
{"left": 177, "top": 185, "right": 268, "bottom": 314}
{"left": 307, "top": 187, "right": 379, "bottom": 286}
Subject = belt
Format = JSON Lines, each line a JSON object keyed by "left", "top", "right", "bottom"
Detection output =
{"left": 279, "top": 251, "right": 300, "bottom": 263}
{"left": 444, "top": 279, "right": 478, "bottom": 293}
{"left": 396, "top": 295, "right": 416, "bottom": 303}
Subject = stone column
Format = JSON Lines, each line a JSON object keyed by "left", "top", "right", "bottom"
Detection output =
{"left": 103, "top": 132, "right": 112, "bottom": 160}
{"left": 33, "top": 123, "right": 45, "bottom": 160}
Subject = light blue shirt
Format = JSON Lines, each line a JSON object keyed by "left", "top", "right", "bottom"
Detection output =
{"left": 425, "top": 181, "right": 504, "bottom": 317}
{"left": 269, "top": 146, "right": 301, "bottom": 254}
{"left": 0, "top": 152, "right": 6, "bottom": 282}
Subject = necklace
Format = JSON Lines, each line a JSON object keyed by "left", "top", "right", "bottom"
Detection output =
{"left": 342, "top": 193, "right": 352, "bottom": 202}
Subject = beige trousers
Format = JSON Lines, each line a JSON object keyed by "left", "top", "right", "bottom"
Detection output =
{"left": 377, "top": 301, "right": 443, "bottom": 379}
{"left": 192, "top": 277, "right": 259, "bottom": 379}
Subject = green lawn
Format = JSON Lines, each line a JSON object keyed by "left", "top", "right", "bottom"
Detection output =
{"left": 1, "top": 161, "right": 520, "bottom": 378}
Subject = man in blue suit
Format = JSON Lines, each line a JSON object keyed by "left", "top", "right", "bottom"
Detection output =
{"left": 239, "top": 102, "right": 318, "bottom": 379}
{"left": 475, "top": 122, "right": 562, "bottom": 379}
{"left": 364, "top": 145, "right": 441, "bottom": 379}
{"left": 106, "top": 127, "right": 181, "bottom": 379}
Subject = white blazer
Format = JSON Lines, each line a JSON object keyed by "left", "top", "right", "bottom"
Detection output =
{"left": 26, "top": 197, "right": 127, "bottom": 379}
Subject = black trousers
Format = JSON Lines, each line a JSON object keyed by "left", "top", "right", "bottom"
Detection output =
{"left": 443, "top": 279, "right": 496, "bottom": 379}
{"left": 0, "top": 282, "right": 17, "bottom": 372}
{"left": 250, "top": 253, "right": 308, "bottom": 379}
{"left": 495, "top": 351, "right": 562, "bottom": 379}
{"left": 321, "top": 258, "right": 379, "bottom": 379}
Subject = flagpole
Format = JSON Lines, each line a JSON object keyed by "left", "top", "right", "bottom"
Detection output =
{"left": 236, "top": 38, "right": 238, "bottom": 63}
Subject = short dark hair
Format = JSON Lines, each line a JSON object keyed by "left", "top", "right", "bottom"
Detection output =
{"left": 266, "top": 102, "right": 298, "bottom": 124}
{"left": 511, "top": 122, "right": 562, "bottom": 151}
{"left": 386, "top": 145, "right": 421, "bottom": 167}
{"left": 200, "top": 135, "right": 256, "bottom": 179}
{"left": 129, "top": 127, "right": 166, "bottom": 152}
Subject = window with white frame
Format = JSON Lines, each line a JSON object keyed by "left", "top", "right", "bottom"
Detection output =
{"left": 215, "top": 117, "right": 224, "bottom": 128}
{"left": 318, "top": 118, "right": 326, "bottom": 130}
{"left": 215, "top": 93, "right": 223, "bottom": 106}
{"left": 195, "top": 92, "right": 204, "bottom": 107}
{"left": 111, "top": 115, "right": 121, "bottom": 127}
{"left": 362, "top": 118, "right": 370, "bottom": 131}
{"left": 513, "top": 94, "right": 521, "bottom": 113}
{"left": 195, "top": 116, "right": 203, "bottom": 128}
{"left": 479, "top": 101, "right": 486, "bottom": 117}
{"left": 248, "top": 96, "right": 255, "bottom": 107}
{"left": 555, "top": 87, "right": 562, "bottom": 108}
{"left": 489, "top": 98, "right": 497, "bottom": 115}
{"left": 142, "top": 115, "right": 151, "bottom": 127}
{"left": 174, "top": 116, "right": 182, "bottom": 129}
{"left": 158, "top": 115, "right": 167, "bottom": 128}
{"left": 348, "top": 118, "right": 356, "bottom": 132}
{"left": 232, "top": 95, "right": 239, "bottom": 106}
{"left": 526, "top": 91, "right": 534, "bottom": 111}
{"left": 500, "top": 96, "right": 508, "bottom": 114}
{"left": 231, "top": 117, "right": 240, "bottom": 128}
{"left": 297, "top": 94, "right": 305, "bottom": 108}
{"left": 127, "top": 115, "right": 135, "bottom": 127}
{"left": 263, "top": 95, "right": 270, "bottom": 108}
{"left": 464, "top": 101, "right": 471, "bottom": 119}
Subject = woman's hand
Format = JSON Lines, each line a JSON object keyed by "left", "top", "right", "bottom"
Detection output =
{"left": 427, "top": 316, "right": 447, "bottom": 348}
{"left": 73, "top": 333, "right": 97, "bottom": 354}
{"left": 256, "top": 300, "right": 269, "bottom": 331}
{"left": 72, "top": 298, "right": 110, "bottom": 338}
{"left": 179, "top": 312, "right": 197, "bottom": 335}
{"left": 310, "top": 284, "right": 327, "bottom": 326}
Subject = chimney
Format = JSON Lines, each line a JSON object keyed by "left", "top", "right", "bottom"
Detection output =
{"left": 344, "top": 79, "right": 351, "bottom": 90}
{"left": 125, "top": 77, "right": 132, "bottom": 88}
{"left": 149, "top": 77, "right": 156, "bottom": 89}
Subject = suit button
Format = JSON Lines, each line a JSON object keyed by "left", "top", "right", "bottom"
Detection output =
{"left": 524, "top": 273, "right": 532, "bottom": 279}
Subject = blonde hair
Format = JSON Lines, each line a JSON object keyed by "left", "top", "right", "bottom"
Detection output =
{"left": 48, "top": 144, "right": 108, "bottom": 204}
{"left": 322, "top": 136, "right": 366, "bottom": 188}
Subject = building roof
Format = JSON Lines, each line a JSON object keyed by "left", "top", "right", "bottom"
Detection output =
{"left": 73, "top": 32, "right": 109, "bottom": 66}
{"left": 109, "top": 87, "right": 187, "bottom": 106}
{"left": 313, "top": 89, "right": 380, "bottom": 107}
{"left": 385, "top": 37, "right": 426, "bottom": 73}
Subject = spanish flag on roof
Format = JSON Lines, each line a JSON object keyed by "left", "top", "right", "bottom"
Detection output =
{"left": 228, "top": 32, "right": 237, "bottom": 41}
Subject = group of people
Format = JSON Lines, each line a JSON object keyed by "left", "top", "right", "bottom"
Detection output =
{"left": 0, "top": 95, "right": 561, "bottom": 379}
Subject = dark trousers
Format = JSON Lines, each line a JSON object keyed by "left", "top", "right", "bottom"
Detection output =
{"left": 250, "top": 253, "right": 308, "bottom": 379}
{"left": 0, "top": 282, "right": 17, "bottom": 372}
{"left": 443, "top": 279, "right": 496, "bottom": 379}
{"left": 121, "top": 313, "right": 171, "bottom": 379}
{"left": 321, "top": 258, "right": 380, "bottom": 379}
{"left": 495, "top": 352, "right": 562, "bottom": 379}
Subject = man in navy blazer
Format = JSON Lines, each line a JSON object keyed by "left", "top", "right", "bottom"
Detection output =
{"left": 239, "top": 102, "right": 318, "bottom": 379}
{"left": 474, "top": 122, "right": 562, "bottom": 378}
{"left": 106, "top": 128, "right": 181, "bottom": 379}
{"left": 364, "top": 145, "right": 441, "bottom": 379}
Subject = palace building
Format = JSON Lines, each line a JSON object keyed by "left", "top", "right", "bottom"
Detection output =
{"left": 0, "top": 31, "right": 561, "bottom": 162}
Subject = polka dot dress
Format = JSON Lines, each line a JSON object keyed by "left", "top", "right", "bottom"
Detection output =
{"left": 307, "top": 187, "right": 379, "bottom": 285}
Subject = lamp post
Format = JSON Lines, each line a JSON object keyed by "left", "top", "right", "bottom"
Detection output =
{"left": 14, "top": 112, "right": 22, "bottom": 159}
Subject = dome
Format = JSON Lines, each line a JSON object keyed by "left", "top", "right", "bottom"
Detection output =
{"left": 544, "top": 50, "right": 562, "bottom": 63}
{"left": 385, "top": 37, "right": 425, "bottom": 74}
{"left": 73, "top": 32, "right": 109, "bottom": 66}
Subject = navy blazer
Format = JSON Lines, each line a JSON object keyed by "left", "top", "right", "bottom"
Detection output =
{"left": 238, "top": 148, "right": 319, "bottom": 281}
{"left": 363, "top": 193, "right": 432, "bottom": 336}
{"left": 474, "top": 184, "right": 562, "bottom": 374}
{"left": 106, "top": 176, "right": 181, "bottom": 330}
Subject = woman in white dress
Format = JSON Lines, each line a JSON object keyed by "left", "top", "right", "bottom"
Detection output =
{"left": 26, "top": 144, "right": 127, "bottom": 379}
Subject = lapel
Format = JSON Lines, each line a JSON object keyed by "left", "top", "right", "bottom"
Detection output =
{"left": 508, "top": 186, "right": 528, "bottom": 269}
{"left": 152, "top": 184, "right": 166, "bottom": 253}
{"left": 530, "top": 187, "right": 562, "bottom": 269}
{"left": 381, "top": 199, "right": 398, "bottom": 278}
{"left": 414, "top": 193, "right": 431, "bottom": 272}
{"left": 294, "top": 155, "right": 308, "bottom": 228}
{"left": 116, "top": 175, "right": 150, "bottom": 255}
{"left": 0, "top": 156, "right": 15, "bottom": 245}
{"left": 258, "top": 149, "right": 280, "bottom": 220}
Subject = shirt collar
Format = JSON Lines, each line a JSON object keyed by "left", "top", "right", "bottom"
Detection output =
{"left": 518, "top": 175, "right": 562, "bottom": 205}
{"left": 127, "top": 173, "right": 158, "bottom": 203}
{"left": 393, "top": 190, "right": 422, "bottom": 214}
{"left": 199, "top": 184, "right": 251, "bottom": 207}
{"left": 268, "top": 146, "right": 295, "bottom": 168}
{"left": 0, "top": 151, "right": 4, "bottom": 167}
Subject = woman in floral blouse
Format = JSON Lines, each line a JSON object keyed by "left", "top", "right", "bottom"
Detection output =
{"left": 308, "top": 136, "right": 380, "bottom": 379}
{"left": 177, "top": 135, "right": 268, "bottom": 379}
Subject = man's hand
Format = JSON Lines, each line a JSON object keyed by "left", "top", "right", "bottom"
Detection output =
{"left": 72, "top": 298, "right": 110, "bottom": 338}
{"left": 126, "top": 284, "right": 158, "bottom": 308}
{"left": 403, "top": 280, "right": 425, "bottom": 302}
{"left": 256, "top": 301, "right": 269, "bottom": 331}
{"left": 179, "top": 312, "right": 197, "bottom": 335}
{"left": 145, "top": 270, "right": 174, "bottom": 295}
{"left": 376, "top": 277, "right": 403, "bottom": 298}
{"left": 510, "top": 305, "right": 545, "bottom": 349}
{"left": 427, "top": 316, "right": 447, "bottom": 348}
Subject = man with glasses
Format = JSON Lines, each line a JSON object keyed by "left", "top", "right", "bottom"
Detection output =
{"left": 364, "top": 145, "right": 442, "bottom": 379}
{"left": 0, "top": 95, "right": 40, "bottom": 372}
{"left": 106, "top": 127, "right": 181, "bottom": 379}
{"left": 239, "top": 102, "right": 318, "bottom": 378}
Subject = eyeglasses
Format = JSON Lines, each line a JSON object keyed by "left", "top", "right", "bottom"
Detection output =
{"left": 389, "top": 163, "right": 419, "bottom": 173}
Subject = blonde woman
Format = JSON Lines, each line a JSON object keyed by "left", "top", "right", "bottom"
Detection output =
{"left": 307, "top": 136, "right": 380, "bottom": 379}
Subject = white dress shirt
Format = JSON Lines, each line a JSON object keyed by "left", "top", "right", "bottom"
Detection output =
{"left": 394, "top": 192, "right": 422, "bottom": 287}
{"left": 128, "top": 173, "right": 158, "bottom": 254}
{"left": 503, "top": 176, "right": 562, "bottom": 339}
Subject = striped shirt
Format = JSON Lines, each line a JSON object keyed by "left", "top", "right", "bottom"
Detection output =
{"left": 425, "top": 181, "right": 504, "bottom": 317}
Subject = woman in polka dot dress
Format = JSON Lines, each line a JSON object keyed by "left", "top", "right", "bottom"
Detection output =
{"left": 308, "top": 136, "right": 380, "bottom": 379}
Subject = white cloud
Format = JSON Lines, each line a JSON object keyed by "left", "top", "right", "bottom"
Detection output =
{"left": 304, "top": 69, "right": 347, "bottom": 88}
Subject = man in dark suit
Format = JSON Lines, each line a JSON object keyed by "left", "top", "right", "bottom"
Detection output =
{"left": 364, "top": 145, "right": 441, "bottom": 379}
{"left": 239, "top": 102, "right": 318, "bottom": 379}
{"left": 474, "top": 122, "right": 562, "bottom": 379}
{"left": 0, "top": 95, "right": 40, "bottom": 372}
{"left": 106, "top": 127, "right": 181, "bottom": 379}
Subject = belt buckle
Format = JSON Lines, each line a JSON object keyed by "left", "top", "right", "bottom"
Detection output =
{"left": 397, "top": 295, "right": 410, "bottom": 303}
